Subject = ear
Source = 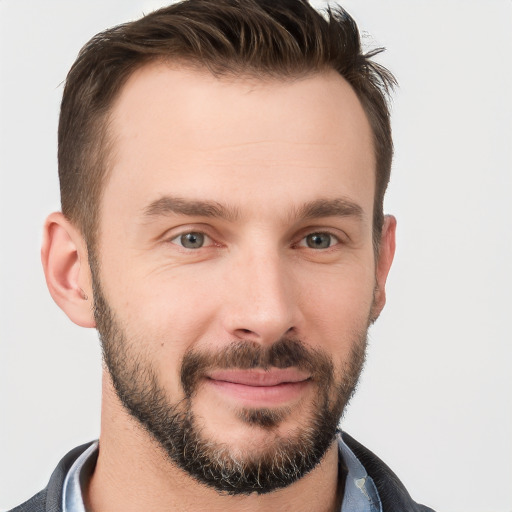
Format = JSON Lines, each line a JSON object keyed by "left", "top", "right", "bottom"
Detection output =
{"left": 41, "top": 212, "right": 96, "bottom": 328}
{"left": 371, "top": 214, "right": 397, "bottom": 321}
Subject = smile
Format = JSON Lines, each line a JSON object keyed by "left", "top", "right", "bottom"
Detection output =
{"left": 205, "top": 369, "right": 311, "bottom": 406}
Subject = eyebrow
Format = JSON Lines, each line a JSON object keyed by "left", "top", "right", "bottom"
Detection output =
{"left": 295, "top": 198, "right": 364, "bottom": 221}
{"left": 143, "top": 196, "right": 240, "bottom": 221}
{"left": 142, "top": 196, "right": 364, "bottom": 222}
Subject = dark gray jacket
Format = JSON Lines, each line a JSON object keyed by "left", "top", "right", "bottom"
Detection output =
{"left": 9, "top": 433, "right": 435, "bottom": 512}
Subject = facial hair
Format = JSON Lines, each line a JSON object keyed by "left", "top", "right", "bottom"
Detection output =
{"left": 91, "top": 264, "right": 368, "bottom": 495}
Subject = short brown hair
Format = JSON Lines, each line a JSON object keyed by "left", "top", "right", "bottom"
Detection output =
{"left": 58, "top": 0, "right": 396, "bottom": 251}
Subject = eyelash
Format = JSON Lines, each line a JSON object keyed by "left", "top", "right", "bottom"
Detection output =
{"left": 295, "top": 231, "right": 341, "bottom": 249}
{"left": 169, "top": 231, "right": 215, "bottom": 249}
{"left": 168, "top": 229, "right": 343, "bottom": 251}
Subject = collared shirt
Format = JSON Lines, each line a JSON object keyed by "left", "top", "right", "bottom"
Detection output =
{"left": 62, "top": 441, "right": 98, "bottom": 512}
{"left": 63, "top": 434, "right": 382, "bottom": 512}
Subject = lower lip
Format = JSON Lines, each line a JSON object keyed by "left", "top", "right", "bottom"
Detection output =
{"left": 206, "top": 378, "right": 310, "bottom": 406}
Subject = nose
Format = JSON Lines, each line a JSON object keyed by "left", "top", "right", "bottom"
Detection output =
{"left": 221, "top": 247, "right": 300, "bottom": 345}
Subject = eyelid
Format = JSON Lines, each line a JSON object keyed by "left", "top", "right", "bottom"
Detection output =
{"left": 169, "top": 231, "right": 213, "bottom": 248}
{"left": 163, "top": 225, "right": 219, "bottom": 249}
{"left": 294, "top": 228, "right": 346, "bottom": 247}
{"left": 297, "top": 231, "right": 340, "bottom": 248}
{"left": 161, "top": 225, "right": 347, "bottom": 250}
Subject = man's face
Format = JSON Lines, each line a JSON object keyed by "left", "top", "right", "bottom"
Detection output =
{"left": 91, "top": 64, "right": 387, "bottom": 493}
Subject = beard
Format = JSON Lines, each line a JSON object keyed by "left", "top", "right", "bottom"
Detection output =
{"left": 91, "top": 264, "right": 368, "bottom": 495}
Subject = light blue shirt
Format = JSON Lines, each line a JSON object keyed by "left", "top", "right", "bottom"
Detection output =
{"left": 63, "top": 434, "right": 382, "bottom": 512}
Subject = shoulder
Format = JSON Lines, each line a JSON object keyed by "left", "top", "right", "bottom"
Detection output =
{"left": 342, "top": 432, "right": 436, "bottom": 512}
{"left": 6, "top": 442, "right": 96, "bottom": 512}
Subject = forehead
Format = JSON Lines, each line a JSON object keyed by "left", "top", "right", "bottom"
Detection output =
{"left": 103, "top": 63, "right": 375, "bottom": 221}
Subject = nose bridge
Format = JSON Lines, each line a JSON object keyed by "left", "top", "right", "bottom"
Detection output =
{"left": 223, "top": 242, "right": 298, "bottom": 343}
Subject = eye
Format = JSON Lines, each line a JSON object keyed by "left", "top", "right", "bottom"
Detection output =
{"left": 171, "top": 232, "right": 210, "bottom": 249}
{"left": 299, "top": 232, "right": 339, "bottom": 249}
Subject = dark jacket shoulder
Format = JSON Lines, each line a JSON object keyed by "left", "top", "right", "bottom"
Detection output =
{"left": 342, "top": 432, "right": 435, "bottom": 512}
{"left": 10, "top": 437, "right": 435, "bottom": 511}
{"left": 8, "top": 442, "right": 95, "bottom": 512}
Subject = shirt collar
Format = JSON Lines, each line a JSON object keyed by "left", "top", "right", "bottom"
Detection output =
{"left": 63, "top": 434, "right": 382, "bottom": 512}
{"left": 338, "top": 434, "right": 382, "bottom": 512}
{"left": 62, "top": 440, "right": 98, "bottom": 512}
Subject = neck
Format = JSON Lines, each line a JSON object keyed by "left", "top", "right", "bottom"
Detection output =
{"left": 85, "top": 373, "right": 343, "bottom": 512}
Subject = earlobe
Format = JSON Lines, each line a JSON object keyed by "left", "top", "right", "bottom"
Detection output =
{"left": 371, "top": 215, "right": 397, "bottom": 322}
{"left": 41, "top": 212, "right": 96, "bottom": 328}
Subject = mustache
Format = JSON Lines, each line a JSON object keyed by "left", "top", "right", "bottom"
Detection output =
{"left": 180, "top": 338, "right": 334, "bottom": 397}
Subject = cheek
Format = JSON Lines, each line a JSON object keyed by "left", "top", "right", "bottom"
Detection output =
{"left": 98, "top": 261, "right": 222, "bottom": 384}
{"left": 128, "top": 290, "right": 216, "bottom": 358}
{"left": 297, "top": 262, "right": 375, "bottom": 350}
{"left": 104, "top": 254, "right": 217, "bottom": 328}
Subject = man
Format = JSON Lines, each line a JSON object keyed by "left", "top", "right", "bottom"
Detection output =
{"left": 10, "top": 0, "right": 434, "bottom": 510}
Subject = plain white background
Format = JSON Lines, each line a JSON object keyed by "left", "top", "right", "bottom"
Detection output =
{"left": 1, "top": 1, "right": 511, "bottom": 511}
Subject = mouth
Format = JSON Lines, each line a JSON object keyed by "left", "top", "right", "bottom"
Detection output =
{"left": 205, "top": 368, "right": 311, "bottom": 406}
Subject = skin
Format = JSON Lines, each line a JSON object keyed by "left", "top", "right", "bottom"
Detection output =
{"left": 42, "top": 64, "right": 396, "bottom": 511}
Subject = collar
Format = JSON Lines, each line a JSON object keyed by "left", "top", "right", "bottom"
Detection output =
{"left": 62, "top": 440, "right": 98, "bottom": 512}
{"left": 62, "top": 434, "right": 381, "bottom": 512}
{"left": 338, "top": 433, "right": 382, "bottom": 511}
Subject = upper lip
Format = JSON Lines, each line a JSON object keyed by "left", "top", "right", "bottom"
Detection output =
{"left": 206, "top": 368, "right": 310, "bottom": 387}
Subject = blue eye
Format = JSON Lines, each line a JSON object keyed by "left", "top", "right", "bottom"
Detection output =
{"left": 172, "top": 232, "right": 206, "bottom": 249}
{"left": 303, "top": 232, "right": 337, "bottom": 249}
